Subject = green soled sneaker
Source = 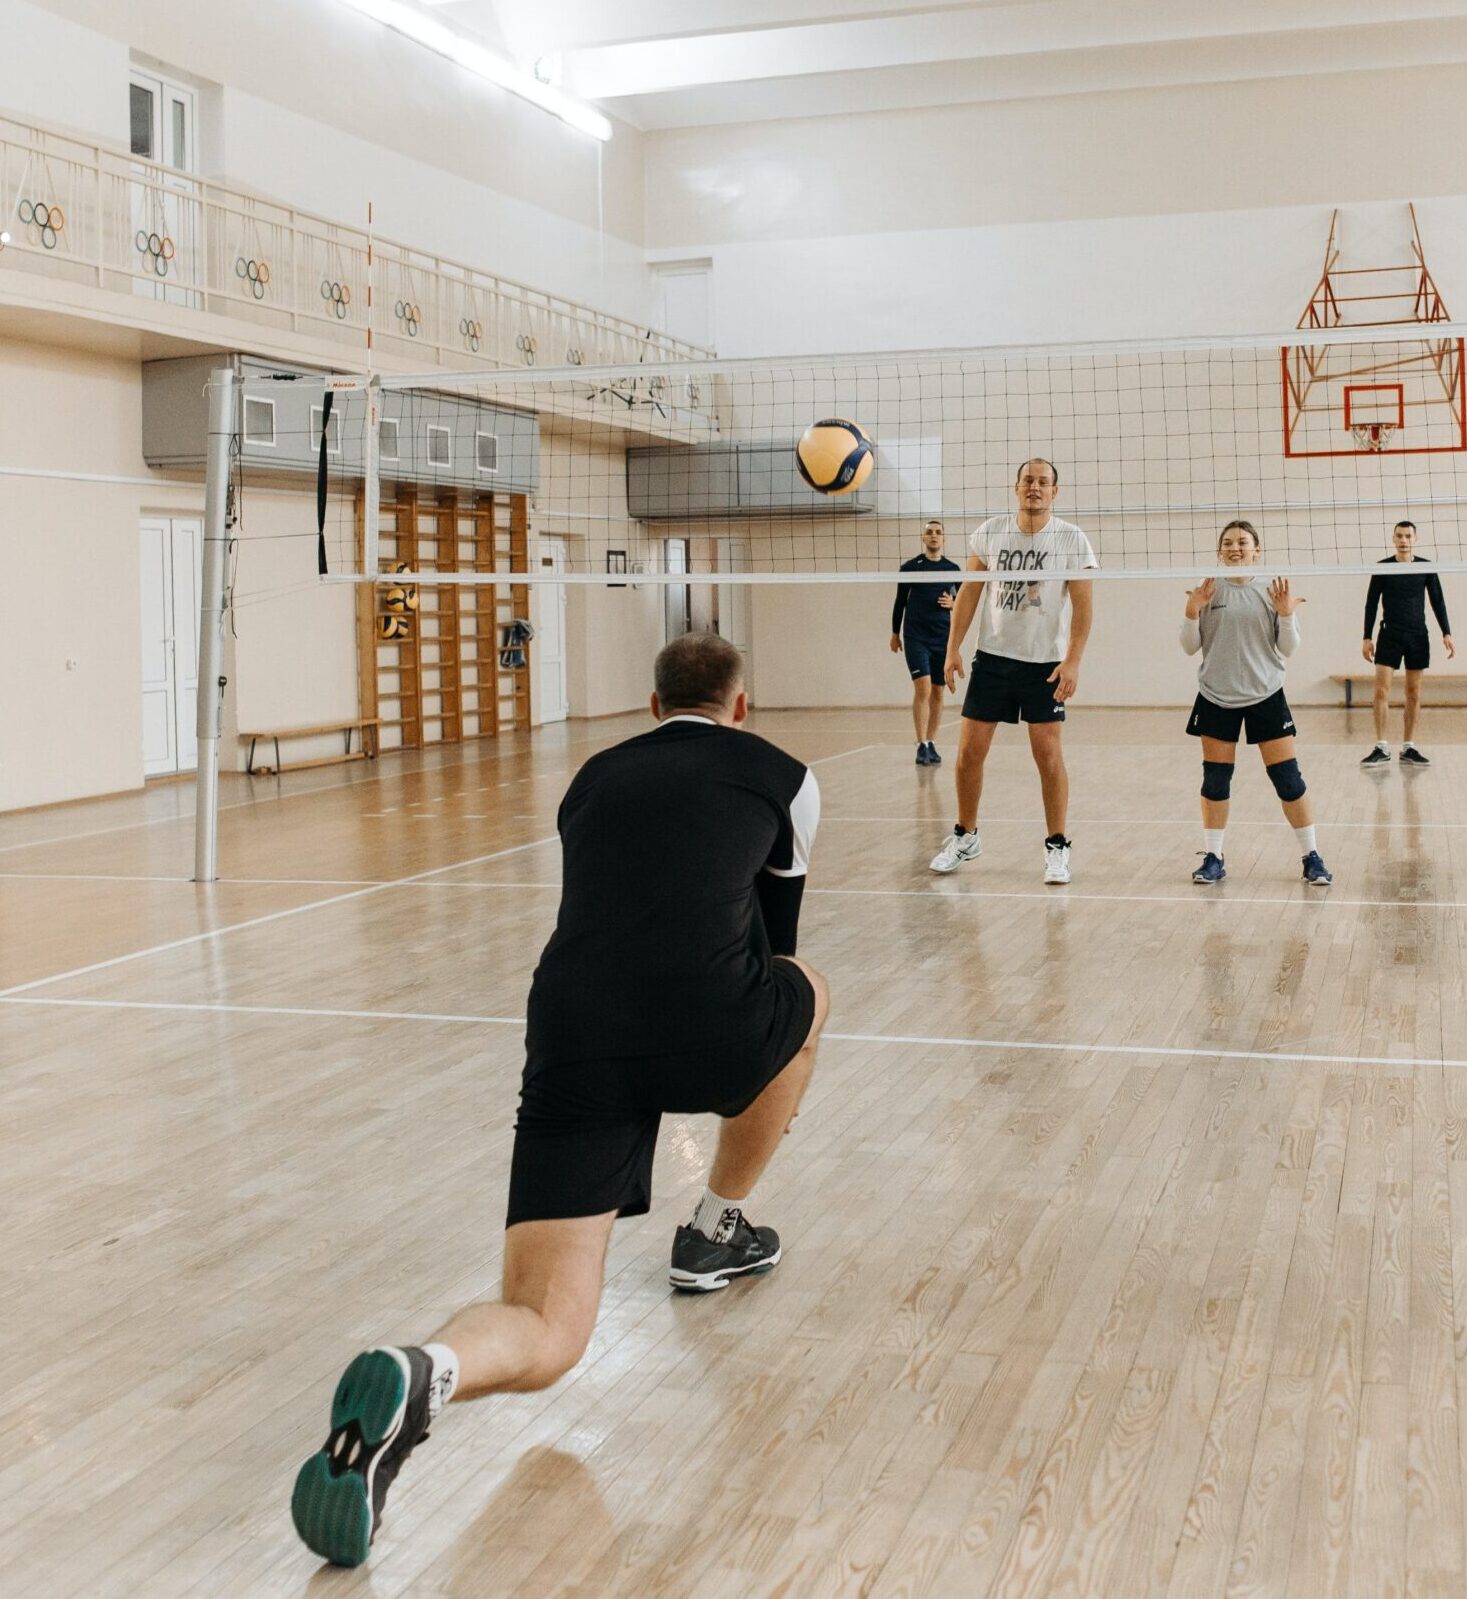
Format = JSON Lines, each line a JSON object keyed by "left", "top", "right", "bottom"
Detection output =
{"left": 291, "top": 1345, "right": 434, "bottom": 1567}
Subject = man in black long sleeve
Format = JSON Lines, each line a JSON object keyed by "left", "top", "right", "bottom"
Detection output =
{"left": 291, "top": 633, "right": 829, "bottom": 1569}
{"left": 1360, "top": 520, "right": 1455, "bottom": 766}
{"left": 890, "top": 519, "right": 960, "bottom": 765}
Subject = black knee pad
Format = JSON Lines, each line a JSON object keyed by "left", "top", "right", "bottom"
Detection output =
{"left": 1266, "top": 758, "right": 1306, "bottom": 802}
{"left": 1200, "top": 761, "right": 1234, "bottom": 801}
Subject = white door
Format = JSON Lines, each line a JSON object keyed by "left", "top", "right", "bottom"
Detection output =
{"left": 140, "top": 517, "right": 203, "bottom": 775}
{"left": 533, "top": 538, "right": 569, "bottom": 723}
{"left": 664, "top": 537, "right": 691, "bottom": 642}
{"left": 715, "top": 538, "right": 751, "bottom": 655}
{"left": 653, "top": 262, "right": 713, "bottom": 348}
{"left": 129, "top": 70, "right": 197, "bottom": 305}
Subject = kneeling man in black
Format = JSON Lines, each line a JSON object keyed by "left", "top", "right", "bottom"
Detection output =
{"left": 291, "top": 631, "right": 829, "bottom": 1569}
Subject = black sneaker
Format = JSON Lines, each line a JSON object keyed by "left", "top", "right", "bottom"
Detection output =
{"left": 915, "top": 743, "right": 931, "bottom": 765}
{"left": 1360, "top": 746, "right": 1391, "bottom": 766}
{"left": 925, "top": 742, "right": 942, "bottom": 765}
{"left": 1400, "top": 746, "right": 1431, "bottom": 766}
{"left": 669, "top": 1212, "right": 782, "bottom": 1292}
{"left": 291, "top": 1346, "right": 435, "bottom": 1567}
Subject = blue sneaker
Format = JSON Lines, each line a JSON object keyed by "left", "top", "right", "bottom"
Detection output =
{"left": 915, "top": 743, "right": 931, "bottom": 765}
{"left": 1301, "top": 850, "right": 1333, "bottom": 886}
{"left": 1192, "top": 852, "right": 1226, "bottom": 884}
{"left": 925, "top": 743, "right": 942, "bottom": 765}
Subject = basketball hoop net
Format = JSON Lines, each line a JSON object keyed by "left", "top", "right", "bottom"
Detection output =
{"left": 1350, "top": 421, "right": 1396, "bottom": 452}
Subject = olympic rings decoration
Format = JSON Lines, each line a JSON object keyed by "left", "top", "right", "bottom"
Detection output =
{"left": 136, "top": 228, "right": 174, "bottom": 276}
{"left": 458, "top": 317, "right": 484, "bottom": 353}
{"left": 235, "top": 256, "right": 272, "bottom": 300}
{"left": 320, "top": 279, "right": 351, "bottom": 319}
{"left": 394, "top": 299, "right": 422, "bottom": 337}
{"left": 17, "top": 197, "right": 65, "bottom": 250}
{"left": 566, "top": 347, "right": 584, "bottom": 365}
{"left": 516, "top": 331, "right": 538, "bottom": 366}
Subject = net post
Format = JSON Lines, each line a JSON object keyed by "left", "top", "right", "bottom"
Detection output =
{"left": 193, "top": 364, "right": 236, "bottom": 884}
{"left": 363, "top": 373, "right": 381, "bottom": 577}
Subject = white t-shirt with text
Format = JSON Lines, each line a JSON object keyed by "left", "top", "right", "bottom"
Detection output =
{"left": 968, "top": 514, "right": 1098, "bottom": 663}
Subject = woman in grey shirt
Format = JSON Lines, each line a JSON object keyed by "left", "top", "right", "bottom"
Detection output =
{"left": 1180, "top": 520, "right": 1332, "bottom": 887}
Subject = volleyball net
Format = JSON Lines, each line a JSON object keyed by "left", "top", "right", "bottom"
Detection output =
{"left": 285, "top": 322, "right": 1467, "bottom": 594}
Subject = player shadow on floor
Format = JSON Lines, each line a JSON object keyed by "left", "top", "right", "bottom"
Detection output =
{"left": 298, "top": 1446, "right": 613, "bottom": 1597}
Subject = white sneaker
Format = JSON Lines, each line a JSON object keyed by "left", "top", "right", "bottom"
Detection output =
{"left": 929, "top": 829, "right": 981, "bottom": 874}
{"left": 1044, "top": 839, "right": 1072, "bottom": 884}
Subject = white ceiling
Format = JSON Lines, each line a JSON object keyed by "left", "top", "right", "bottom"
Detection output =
{"left": 417, "top": 0, "right": 1467, "bottom": 130}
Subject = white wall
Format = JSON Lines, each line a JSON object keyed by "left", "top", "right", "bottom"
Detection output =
{"left": 0, "top": 340, "right": 153, "bottom": 809}
{"left": 537, "top": 431, "right": 666, "bottom": 718}
{"left": 5, "top": 0, "right": 653, "bottom": 324}
{"left": 645, "top": 64, "right": 1467, "bottom": 352}
{"left": 750, "top": 571, "right": 1379, "bottom": 712}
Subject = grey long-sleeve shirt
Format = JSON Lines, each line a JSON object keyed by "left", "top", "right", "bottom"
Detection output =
{"left": 1180, "top": 578, "right": 1300, "bottom": 707}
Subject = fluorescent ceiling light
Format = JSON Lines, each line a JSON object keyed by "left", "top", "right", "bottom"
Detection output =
{"left": 335, "top": 0, "right": 612, "bottom": 141}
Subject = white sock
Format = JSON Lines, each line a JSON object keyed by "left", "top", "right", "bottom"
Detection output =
{"left": 1204, "top": 829, "right": 1225, "bottom": 857}
{"left": 1402, "top": 740, "right": 1416, "bottom": 751}
{"left": 421, "top": 1342, "right": 460, "bottom": 1414}
{"left": 1294, "top": 824, "right": 1317, "bottom": 855}
{"left": 690, "top": 1186, "right": 743, "bottom": 1244}
{"left": 1377, "top": 740, "right": 1390, "bottom": 752}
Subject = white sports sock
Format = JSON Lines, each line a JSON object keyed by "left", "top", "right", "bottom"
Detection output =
{"left": 690, "top": 1186, "right": 743, "bottom": 1244}
{"left": 1402, "top": 741, "right": 1416, "bottom": 751}
{"left": 1204, "top": 829, "right": 1225, "bottom": 856}
{"left": 1294, "top": 824, "right": 1317, "bottom": 855}
{"left": 1377, "top": 740, "right": 1391, "bottom": 752}
{"left": 421, "top": 1342, "right": 460, "bottom": 1414}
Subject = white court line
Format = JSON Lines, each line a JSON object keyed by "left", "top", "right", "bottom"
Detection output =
{"left": 0, "top": 739, "right": 882, "bottom": 995}
{"left": 0, "top": 733, "right": 869, "bottom": 861}
{"left": 0, "top": 996, "right": 523, "bottom": 1026}
{"left": 823, "top": 1030, "right": 1464, "bottom": 1072}
{"left": 0, "top": 833, "right": 558, "bottom": 999}
{"left": 812, "top": 885, "right": 1462, "bottom": 911}
{"left": 4, "top": 871, "right": 1461, "bottom": 914}
{"left": 1, "top": 993, "right": 1459, "bottom": 1072}
{"left": 825, "top": 814, "right": 1467, "bottom": 830}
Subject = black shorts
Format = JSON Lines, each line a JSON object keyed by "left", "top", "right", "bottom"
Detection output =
{"left": 1374, "top": 627, "right": 1430, "bottom": 671}
{"left": 903, "top": 632, "right": 948, "bottom": 684}
{"left": 505, "top": 958, "right": 817, "bottom": 1227}
{"left": 962, "top": 651, "right": 1064, "bottom": 724}
{"left": 1186, "top": 688, "right": 1296, "bottom": 745}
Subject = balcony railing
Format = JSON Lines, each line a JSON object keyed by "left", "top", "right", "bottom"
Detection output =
{"left": 0, "top": 112, "right": 714, "bottom": 371}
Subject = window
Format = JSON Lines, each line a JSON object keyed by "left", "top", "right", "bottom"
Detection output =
{"left": 129, "top": 69, "right": 195, "bottom": 170}
{"left": 378, "top": 418, "right": 400, "bottom": 460}
{"left": 243, "top": 397, "right": 276, "bottom": 446}
{"left": 310, "top": 405, "right": 341, "bottom": 455}
{"left": 426, "top": 425, "right": 451, "bottom": 467}
{"left": 475, "top": 431, "right": 498, "bottom": 473}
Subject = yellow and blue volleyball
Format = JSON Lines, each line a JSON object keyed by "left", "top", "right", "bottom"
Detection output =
{"left": 795, "top": 418, "right": 874, "bottom": 495}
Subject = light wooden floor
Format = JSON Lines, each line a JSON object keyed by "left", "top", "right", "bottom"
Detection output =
{"left": 4, "top": 705, "right": 1467, "bottom": 1598}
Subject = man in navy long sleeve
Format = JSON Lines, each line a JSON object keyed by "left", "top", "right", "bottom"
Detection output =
{"left": 1360, "top": 520, "right": 1455, "bottom": 767}
{"left": 890, "top": 519, "right": 960, "bottom": 765}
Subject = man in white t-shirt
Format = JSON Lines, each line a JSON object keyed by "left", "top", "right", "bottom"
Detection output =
{"left": 929, "top": 458, "right": 1097, "bottom": 884}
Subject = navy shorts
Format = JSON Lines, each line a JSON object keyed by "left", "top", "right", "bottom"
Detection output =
{"left": 506, "top": 958, "right": 817, "bottom": 1227}
{"left": 1187, "top": 688, "right": 1295, "bottom": 745}
{"left": 903, "top": 632, "right": 948, "bottom": 684}
{"left": 961, "top": 651, "right": 1064, "bottom": 724}
{"left": 1374, "top": 627, "right": 1430, "bottom": 671}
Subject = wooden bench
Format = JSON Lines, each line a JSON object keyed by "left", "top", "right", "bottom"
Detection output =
{"left": 243, "top": 719, "right": 380, "bottom": 775}
{"left": 1330, "top": 674, "right": 1467, "bottom": 709}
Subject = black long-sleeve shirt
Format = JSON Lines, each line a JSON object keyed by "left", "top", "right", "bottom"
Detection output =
{"left": 892, "top": 553, "right": 960, "bottom": 636}
{"left": 1363, "top": 556, "right": 1451, "bottom": 638}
